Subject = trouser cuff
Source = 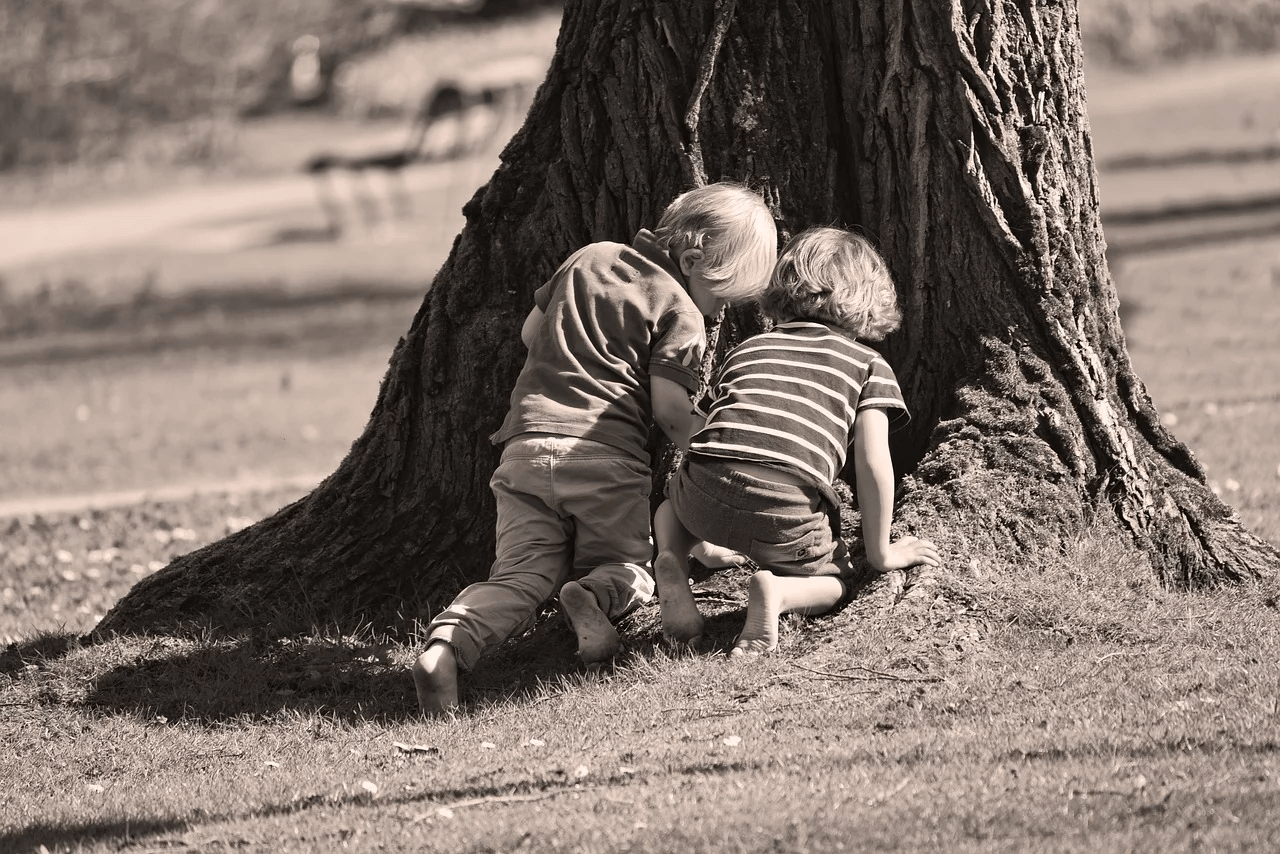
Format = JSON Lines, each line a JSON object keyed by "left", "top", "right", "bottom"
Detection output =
{"left": 427, "top": 625, "right": 482, "bottom": 673}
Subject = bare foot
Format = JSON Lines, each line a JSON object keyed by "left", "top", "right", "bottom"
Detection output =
{"left": 412, "top": 640, "right": 459, "bottom": 717}
{"left": 730, "top": 570, "right": 780, "bottom": 658}
{"left": 559, "top": 581, "right": 619, "bottom": 664}
{"left": 655, "top": 551, "right": 704, "bottom": 645}
{"left": 690, "top": 541, "right": 748, "bottom": 569}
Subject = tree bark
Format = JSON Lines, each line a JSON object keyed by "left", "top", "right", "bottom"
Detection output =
{"left": 97, "top": 0, "right": 1278, "bottom": 638}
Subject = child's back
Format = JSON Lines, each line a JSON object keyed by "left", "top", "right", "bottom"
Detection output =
{"left": 491, "top": 235, "right": 708, "bottom": 463}
{"left": 654, "top": 226, "right": 941, "bottom": 654}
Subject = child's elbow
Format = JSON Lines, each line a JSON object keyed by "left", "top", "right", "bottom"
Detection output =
{"left": 654, "top": 412, "right": 688, "bottom": 449}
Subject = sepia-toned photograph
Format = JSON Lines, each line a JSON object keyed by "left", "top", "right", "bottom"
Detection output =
{"left": 2, "top": 0, "right": 1278, "bottom": 850}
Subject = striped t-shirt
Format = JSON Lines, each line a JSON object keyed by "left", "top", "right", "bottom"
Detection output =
{"left": 689, "top": 321, "right": 908, "bottom": 489}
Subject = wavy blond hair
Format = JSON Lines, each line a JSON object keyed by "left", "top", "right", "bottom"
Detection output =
{"left": 760, "top": 227, "right": 901, "bottom": 340}
{"left": 653, "top": 182, "right": 778, "bottom": 303}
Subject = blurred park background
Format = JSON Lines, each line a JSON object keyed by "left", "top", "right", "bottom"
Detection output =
{"left": 0, "top": 0, "right": 1278, "bottom": 549}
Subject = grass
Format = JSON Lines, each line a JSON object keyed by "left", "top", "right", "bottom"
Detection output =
{"left": 3, "top": 531, "right": 1279, "bottom": 851}
{"left": 1116, "top": 238, "right": 1280, "bottom": 546}
{"left": 0, "top": 283, "right": 413, "bottom": 503}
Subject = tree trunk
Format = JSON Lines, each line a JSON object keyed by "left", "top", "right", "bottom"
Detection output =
{"left": 96, "top": 0, "right": 1278, "bottom": 638}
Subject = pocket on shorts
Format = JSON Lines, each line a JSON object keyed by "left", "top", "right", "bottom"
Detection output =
{"left": 748, "top": 527, "right": 829, "bottom": 570}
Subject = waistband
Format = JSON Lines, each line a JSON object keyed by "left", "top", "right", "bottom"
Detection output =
{"left": 686, "top": 454, "right": 843, "bottom": 518}
{"left": 503, "top": 432, "right": 625, "bottom": 456}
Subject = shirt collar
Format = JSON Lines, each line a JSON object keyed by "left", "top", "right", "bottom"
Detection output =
{"left": 632, "top": 228, "right": 689, "bottom": 289}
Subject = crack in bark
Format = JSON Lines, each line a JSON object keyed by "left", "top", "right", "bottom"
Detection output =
{"left": 876, "top": 0, "right": 909, "bottom": 115}
{"left": 1050, "top": 311, "right": 1156, "bottom": 537}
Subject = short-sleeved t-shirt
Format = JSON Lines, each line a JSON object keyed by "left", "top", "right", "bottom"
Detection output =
{"left": 491, "top": 229, "right": 707, "bottom": 464}
{"left": 689, "top": 320, "right": 908, "bottom": 489}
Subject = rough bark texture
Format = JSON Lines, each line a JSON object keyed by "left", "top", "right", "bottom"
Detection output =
{"left": 97, "top": 0, "right": 1278, "bottom": 638}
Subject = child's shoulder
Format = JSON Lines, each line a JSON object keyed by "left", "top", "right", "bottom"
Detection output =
{"left": 766, "top": 319, "right": 869, "bottom": 343}
{"left": 560, "top": 239, "right": 627, "bottom": 268}
{"left": 553, "top": 240, "right": 691, "bottom": 319}
{"left": 753, "top": 321, "right": 890, "bottom": 361}
{"left": 562, "top": 238, "right": 665, "bottom": 275}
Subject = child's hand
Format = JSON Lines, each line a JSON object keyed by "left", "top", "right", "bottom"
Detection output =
{"left": 870, "top": 536, "right": 941, "bottom": 573}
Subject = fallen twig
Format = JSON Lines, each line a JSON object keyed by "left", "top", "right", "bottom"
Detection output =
{"left": 410, "top": 785, "right": 600, "bottom": 824}
{"left": 1093, "top": 650, "right": 1152, "bottom": 666}
{"left": 788, "top": 662, "right": 941, "bottom": 684}
{"left": 693, "top": 593, "right": 745, "bottom": 605}
{"left": 865, "top": 777, "right": 911, "bottom": 806}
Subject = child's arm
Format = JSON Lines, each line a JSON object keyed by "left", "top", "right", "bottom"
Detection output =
{"left": 520, "top": 306, "right": 545, "bottom": 348}
{"left": 853, "top": 408, "right": 941, "bottom": 573}
{"left": 651, "top": 377, "right": 702, "bottom": 450}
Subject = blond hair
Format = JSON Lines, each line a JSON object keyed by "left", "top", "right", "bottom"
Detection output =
{"left": 653, "top": 182, "right": 778, "bottom": 303}
{"left": 760, "top": 227, "right": 902, "bottom": 340}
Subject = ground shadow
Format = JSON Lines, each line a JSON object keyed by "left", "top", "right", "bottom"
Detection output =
{"left": 0, "top": 279, "right": 424, "bottom": 367}
{"left": 0, "top": 631, "right": 81, "bottom": 675}
{"left": 53, "top": 550, "right": 876, "bottom": 725}
{"left": 0, "top": 817, "right": 190, "bottom": 854}
{"left": 82, "top": 633, "right": 423, "bottom": 723}
{"left": 79, "top": 612, "right": 646, "bottom": 724}
{"left": 73, "top": 575, "right": 764, "bottom": 725}
{"left": 1100, "top": 143, "right": 1280, "bottom": 172}
{"left": 266, "top": 223, "right": 344, "bottom": 245}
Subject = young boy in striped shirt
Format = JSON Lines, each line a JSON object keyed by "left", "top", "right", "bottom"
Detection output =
{"left": 654, "top": 226, "right": 940, "bottom": 656}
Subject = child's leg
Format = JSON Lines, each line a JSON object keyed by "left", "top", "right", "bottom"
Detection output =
{"left": 566, "top": 562, "right": 657, "bottom": 664}
{"left": 412, "top": 442, "right": 572, "bottom": 713}
{"left": 653, "top": 499, "right": 705, "bottom": 644}
{"left": 556, "top": 444, "right": 656, "bottom": 662}
{"left": 731, "top": 571, "right": 845, "bottom": 657}
{"left": 412, "top": 639, "right": 459, "bottom": 717}
{"left": 415, "top": 567, "right": 565, "bottom": 714}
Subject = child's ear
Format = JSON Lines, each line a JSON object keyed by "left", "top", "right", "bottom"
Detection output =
{"left": 678, "top": 248, "right": 704, "bottom": 276}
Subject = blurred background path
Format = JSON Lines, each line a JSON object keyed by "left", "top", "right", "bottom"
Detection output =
{"left": 1, "top": 53, "right": 1277, "bottom": 280}
{"left": 0, "top": 158, "right": 472, "bottom": 269}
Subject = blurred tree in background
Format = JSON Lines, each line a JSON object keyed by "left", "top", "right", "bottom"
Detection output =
{"left": 1085, "top": 0, "right": 1280, "bottom": 67}
{"left": 2, "top": 0, "right": 1278, "bottom": 175}
{"left": 0, "top": 0, "right": 560, "bottom": 172}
